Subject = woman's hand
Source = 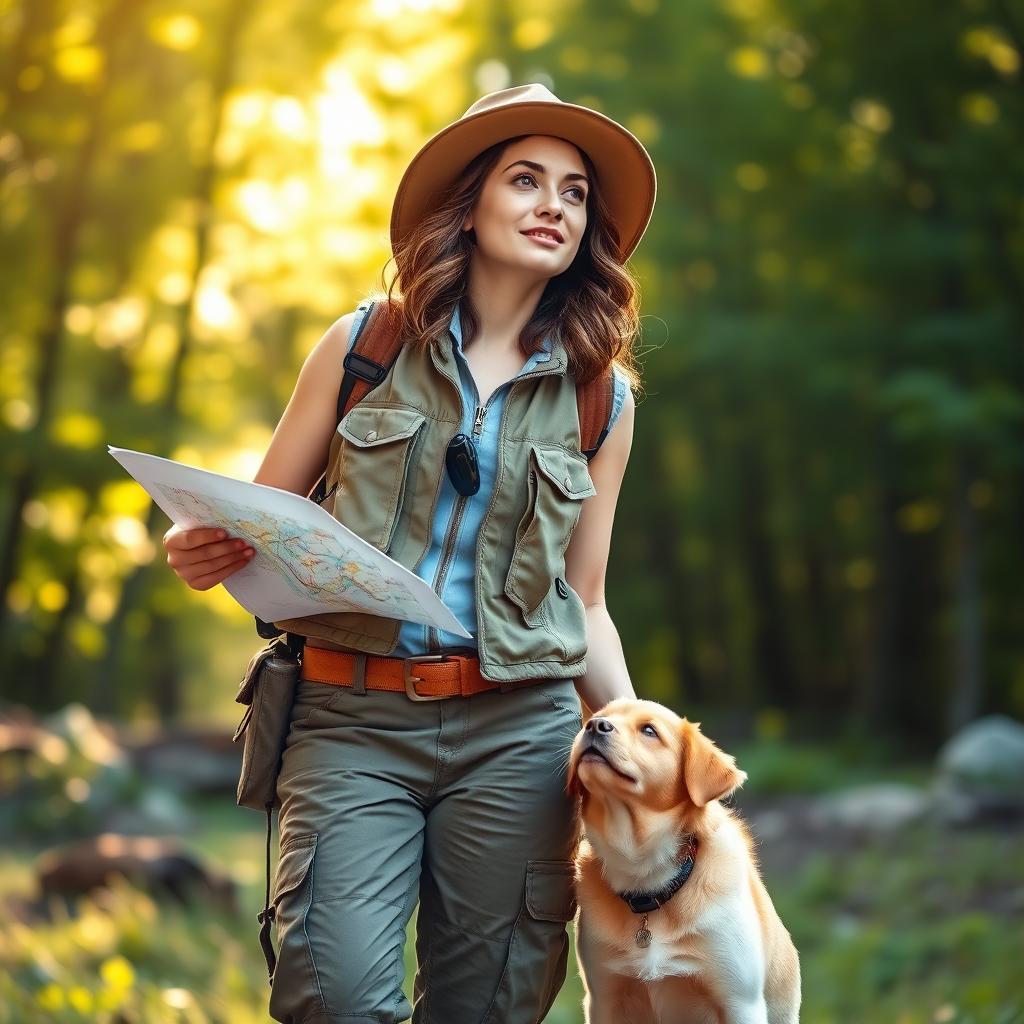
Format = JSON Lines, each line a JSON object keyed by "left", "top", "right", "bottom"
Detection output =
{"left": 163, "top": 524, "right": 255, "bottom": 591}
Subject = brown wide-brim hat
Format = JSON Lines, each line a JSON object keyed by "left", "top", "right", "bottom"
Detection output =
{"left": 390, "top": 83, "right": 657, "bottom": 263}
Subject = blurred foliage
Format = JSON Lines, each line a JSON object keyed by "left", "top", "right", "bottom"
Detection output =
{"left": 0, "top": 704, "right": 192, "bottom": 841}
{"left": 1, "top": 0, "right": 1022, "bottom": 745}
{"left": 728, "top": 734, "right": 930, "bottom": 795}
{"left": 780, "top": 825, "right": 1024, "bottom": 1024}
{"left": 1, "top": 1, "right": 1021, "bottom": 1018}
{"left": 0, "top": 792, "right": 1021, "bottom": 1023}
{"left": 0, "top": 800, "right": 269, "bottom": 1024}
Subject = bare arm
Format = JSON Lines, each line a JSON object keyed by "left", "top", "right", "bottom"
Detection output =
{"left": 252, "top": 311, "right": 358, "bottom": 495}
{"left": 563, "top": 384, "right": 637, "bottom": 713}
{"left": 163, "top": 315, "right": 356, "bottom": 590}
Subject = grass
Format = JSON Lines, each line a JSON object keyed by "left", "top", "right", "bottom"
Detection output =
{"left": 1, "top": 741, "right": 1021, "bottom": 1024}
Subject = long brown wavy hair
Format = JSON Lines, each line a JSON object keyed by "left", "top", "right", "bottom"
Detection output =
{"left": 368, "top": 134, "right": 645, "bottom": 392}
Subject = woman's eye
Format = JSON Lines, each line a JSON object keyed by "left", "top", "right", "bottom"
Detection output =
{"left": 640, "top": 724, "right": 659, "bottom": 739}
{"left": 512, "top": 174, "right": 586, "bottom": 203}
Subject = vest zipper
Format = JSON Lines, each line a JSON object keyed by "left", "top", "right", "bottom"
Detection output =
{"left": 418, "top": 332, "right": 465, "bottom": 653}
{"left": 426, "top": 336, "right": 561, "bottom": 653}
{"left": 426, "top": 494, "right": 468, "bottom": 651}
{"left": 426, "top": 400, "right": 486, "bottom": 652}
{"left": 471, "top": 357, "right": 562, "bottom": 657}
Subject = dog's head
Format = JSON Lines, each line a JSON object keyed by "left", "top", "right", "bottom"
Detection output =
{"left": 567, "top": 699, "right": 747, "bottom": 822}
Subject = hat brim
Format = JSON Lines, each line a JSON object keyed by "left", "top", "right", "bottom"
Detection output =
{"left": 390, "top": 100, "right": 657, "bottom": 263}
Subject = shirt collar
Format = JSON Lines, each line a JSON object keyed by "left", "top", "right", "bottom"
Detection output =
{"left": 449, "top": 300, "right": 553, "bottom": 358}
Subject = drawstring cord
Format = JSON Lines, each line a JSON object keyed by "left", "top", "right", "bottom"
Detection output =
{"left": 257, "top": 802, "right": 277, "bottom": 982}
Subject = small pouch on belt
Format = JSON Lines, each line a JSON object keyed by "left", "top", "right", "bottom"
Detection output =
{"left": 233, "top": 635, "right": 300, "bottom": 813}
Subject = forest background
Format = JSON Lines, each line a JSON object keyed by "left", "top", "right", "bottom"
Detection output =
{"left": 1, "top": 0, "right": 1022, "bottom": 1021}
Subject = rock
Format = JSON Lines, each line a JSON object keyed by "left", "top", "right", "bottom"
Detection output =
{"left": 937, "top": 714, "right": 1024, "bottom": 787}
{"left": 929, "top": 774, "right": 1024, "bottom": 826}
{"left": 101, "top": 784, "right": 195, "bottom": 836}
{"left": 40, "top": 704, "right": 126, "bottom": 768}
{"left": 122, "top": 725, "right": 241, "bottom": 796}
{"left": 933, "top": 715, "right": 1024, "bottom": 825}
{"left": 809, "top": 783, "right": 933, "bottom": 832}
{"left": 34, "top": 832, "right": 237, "bottom": 916}
{"left": 2, "top": 705, "right": 140, "bottom": 841}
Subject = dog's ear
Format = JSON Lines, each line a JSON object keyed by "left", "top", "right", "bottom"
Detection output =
{"left": 680, "top": 722, "right": 747, "bottom": 807}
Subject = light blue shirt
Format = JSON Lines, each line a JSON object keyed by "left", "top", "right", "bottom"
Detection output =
{"left": 345, "top": 301, "right": 627, "bottom": 655}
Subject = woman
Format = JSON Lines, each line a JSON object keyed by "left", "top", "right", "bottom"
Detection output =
{"left": 165, "top": 83, "right": 656, "bottom": 1024}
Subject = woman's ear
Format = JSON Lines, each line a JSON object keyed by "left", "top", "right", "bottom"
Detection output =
{"left": 680, "top": 721, "right": 747, "bottom": 807}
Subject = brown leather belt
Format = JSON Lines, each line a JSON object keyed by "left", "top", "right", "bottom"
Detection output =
{"left": 300, "top": 644, "right": 501, "bottom": 702}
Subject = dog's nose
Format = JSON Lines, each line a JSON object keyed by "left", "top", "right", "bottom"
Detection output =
{"left": 585, "top": 717, "right": 615, "bottom": 734}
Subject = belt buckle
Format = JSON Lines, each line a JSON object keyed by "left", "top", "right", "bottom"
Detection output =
{"left": 403, "top": 654, "right": 452, "bottom": 701}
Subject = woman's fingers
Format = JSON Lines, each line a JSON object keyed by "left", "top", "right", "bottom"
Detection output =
{"left": 189, "top": 556, "right": 254, "bottom": 591}
{"left": 168, "top": 537, "right": 252, "bottom": 568}
{"left": 163, "top": 526, "right": 256, "bottom": 590}
{"left": 189, "top": 558, "right": 252, "bottom": 591}
{"left": 165, "top": 526, "right": 227, "bottom": 551}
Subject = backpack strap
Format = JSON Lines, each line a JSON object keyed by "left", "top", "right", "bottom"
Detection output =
{"left": 336, "top": 299, "right": 406, "bottom": 421}
{"left": 304, "top": 300, "right": 405, "bottom": 509}
{"left": 577, "top": 365, "right": 616, "bottom": 462}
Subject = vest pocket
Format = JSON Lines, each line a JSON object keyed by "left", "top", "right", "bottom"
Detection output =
{"left": 332, "top": 405, "right": 427, "bottom": 552}
{"left": 504, "top": 444, "right": 597, "bottom": 625}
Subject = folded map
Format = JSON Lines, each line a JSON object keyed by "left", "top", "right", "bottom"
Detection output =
{"left": 107, "top": 446, "right": 472, "bottom": 639}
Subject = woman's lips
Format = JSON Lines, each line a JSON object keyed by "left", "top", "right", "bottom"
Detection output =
{"left": 521, "top": 230, "right": 563, "bottom": 248}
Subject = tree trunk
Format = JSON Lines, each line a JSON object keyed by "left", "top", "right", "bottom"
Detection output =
{"left": 0, "top": 0, "right": 145, "bottom": 656}
{"left": 96, "top": 0, "right": 250, "bottom": 719}
{"left": 947, "top": 446, "right": 983, "bottom": 732}
{"left": 735, "top": 437, "right": 797, "bottom": 709}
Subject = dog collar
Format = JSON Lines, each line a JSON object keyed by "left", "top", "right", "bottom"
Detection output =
{"left": 617, "top": 836, "right": 697, "bottom": 915}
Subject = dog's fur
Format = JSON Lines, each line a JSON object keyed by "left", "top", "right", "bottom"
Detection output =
{"left": 567, "top": 698, "right": 801, "bottom": 1024}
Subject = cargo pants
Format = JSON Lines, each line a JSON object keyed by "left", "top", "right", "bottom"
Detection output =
{"left": 268, "top": 671, "right": 584, "bottom": 1024}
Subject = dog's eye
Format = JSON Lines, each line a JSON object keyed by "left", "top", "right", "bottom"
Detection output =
{"left": 640, "top": 724, "right": 659, "bottom": 739}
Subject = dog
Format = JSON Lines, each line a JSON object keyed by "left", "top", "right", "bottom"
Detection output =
{"left": 566, "top": 698, "right": 801, "bottom": 1024}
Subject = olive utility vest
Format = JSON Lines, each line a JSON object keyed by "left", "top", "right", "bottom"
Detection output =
{"left": 271, "top": 302, "right": 610, "bottom": 686}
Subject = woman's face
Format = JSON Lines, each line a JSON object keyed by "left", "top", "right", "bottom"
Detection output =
{"left": 462, "top": 134, "right": 589, "bottom": 279}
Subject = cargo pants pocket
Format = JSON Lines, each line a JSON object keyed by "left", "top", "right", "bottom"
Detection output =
{"left": 268, "top": 832, "right": 323, "bottom": 1024}
{"left": 482, "top": 859, "right": 578, "bottom": 1024}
